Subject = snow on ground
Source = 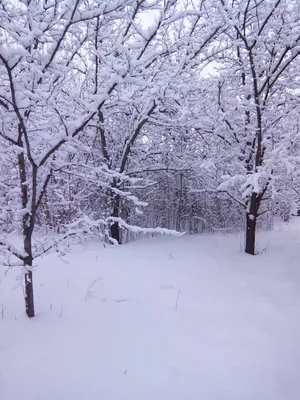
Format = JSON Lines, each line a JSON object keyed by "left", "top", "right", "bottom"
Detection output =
{"left": 1, "top": 221, "right": 300, "bottom": 400}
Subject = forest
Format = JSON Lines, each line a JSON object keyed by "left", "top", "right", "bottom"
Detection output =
{"left": 0, "top": 0, "right": 299, "bottom": 318}
{"left": 1, "top": 2, "right": 300, "bottom": 399}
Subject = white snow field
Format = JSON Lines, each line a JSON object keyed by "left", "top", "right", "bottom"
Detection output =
{"left": 1, "top": 221, "right": 300, "bottom": 400}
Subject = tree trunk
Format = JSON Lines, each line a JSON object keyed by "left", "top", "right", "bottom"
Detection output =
{"left": 24, "top": 265, "right": 34, "bottom": 318}
{"left": 110, "top": 222, "right": 120, "bottom": 244}
{"left": 23, "top": 230, "right": 34, "bottom": 317}
{"left": 18, "top": 144, "right": 35, "bottom": 318}
{"left": 245, "top": 193, "right": 258, "bottom": 255}
{"left": 245, "top": 213, "right": 256, "bottom": 255}
{"left": 110, "top": 193, "right": 121, "bottom": 244}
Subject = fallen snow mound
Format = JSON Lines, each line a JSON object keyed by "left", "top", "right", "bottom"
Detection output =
{"left": 1, "top": 221, "right": 300, "bottom": 400}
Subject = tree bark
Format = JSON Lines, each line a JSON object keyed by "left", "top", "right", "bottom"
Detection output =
{"left": 245, "top": 213, "right": 256, "bottom": 255}
{"left": 110, "top": 193, "right": 121, "bottom": 244}
{"left": 245, "top": 193, "right": 258, "bottom": 255}
{"left": 23, "top": 210, "right": 35, "bottom": 317}
{"left": 18, "top": 140, "right": 35, "bottom": 317}
{"left": 24, "top": 260, "right": 34, "bottom": 318}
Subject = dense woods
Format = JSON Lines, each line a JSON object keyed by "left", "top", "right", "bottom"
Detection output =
{"left": 0, "top": 0, "right": 300, "bottom": 317}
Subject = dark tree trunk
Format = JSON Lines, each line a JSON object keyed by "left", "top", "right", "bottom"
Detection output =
{"left": 245, "top": 213, "right": 256, "bottom": 255}
{"left": 110, "top": 193, "right": 121, "bottom": 244}
{"left": 23, "top": 224, "right": 35, "bottom": 317}
{"left": 245, "top": 193, "right": 258, "bottom": 255}
{"left": 110, "top": 222, "right": 120, "bottom": 244}
{"left": 18, "top": 139, "right": 35, "bottom": 317}
{"left": 24, "top": 261, "right": 34, "bottom": 318}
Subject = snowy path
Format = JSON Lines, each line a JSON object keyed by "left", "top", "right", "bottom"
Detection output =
{"left": 1, "top": 222, "right": 300, "bottom": 400}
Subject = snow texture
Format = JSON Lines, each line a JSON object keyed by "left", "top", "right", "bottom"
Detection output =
{"left": 1, "top": 220, "right": 300, "bottom": 400}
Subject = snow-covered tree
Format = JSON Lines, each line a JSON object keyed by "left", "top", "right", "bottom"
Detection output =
{"left": 0, "top": 0, "right": 223, "bottom": 317}
{"left": 205, "top": 0, "right": 300, "bottom": 254}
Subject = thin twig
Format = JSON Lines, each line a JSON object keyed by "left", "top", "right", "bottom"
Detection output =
{"left": 175, "top": 289, "right": 181, "bottom": 312}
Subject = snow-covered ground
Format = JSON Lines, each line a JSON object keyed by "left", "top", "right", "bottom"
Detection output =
{"left": 1, "top": 221, "right": 300, "bottom": 400}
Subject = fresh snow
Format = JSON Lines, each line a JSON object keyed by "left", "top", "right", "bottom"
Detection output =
{"left": 1, "top": 221, "right": 300, "bottom": 400}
